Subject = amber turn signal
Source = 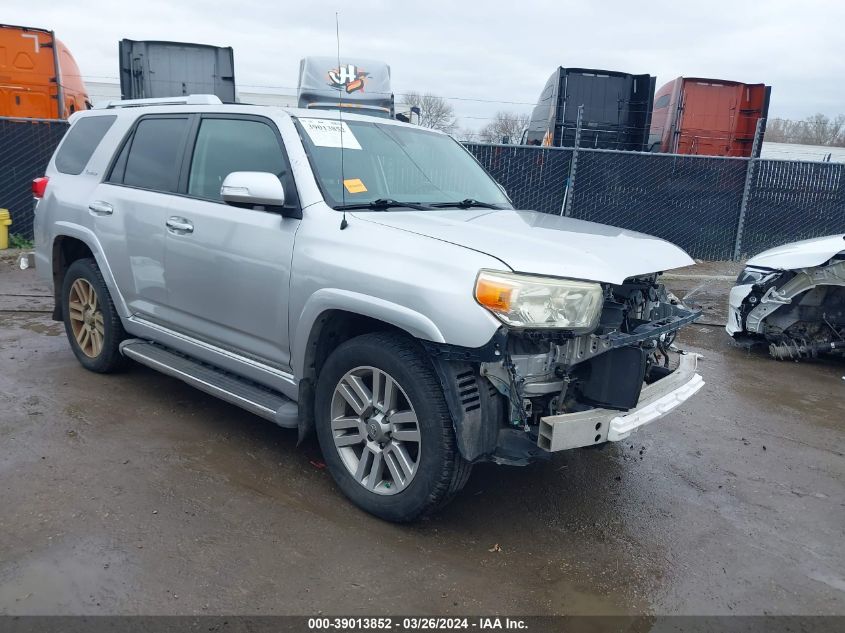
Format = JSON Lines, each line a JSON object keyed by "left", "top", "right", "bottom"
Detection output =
{"left": 475, "top": 275, "right": 516, "bottom": 312}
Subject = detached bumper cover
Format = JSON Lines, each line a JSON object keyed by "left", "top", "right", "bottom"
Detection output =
{"left": 725, "top": 284, "right": 753, "bottom": 335}
{"left": 538, "top": 353, "right": 704, "bottom": 452}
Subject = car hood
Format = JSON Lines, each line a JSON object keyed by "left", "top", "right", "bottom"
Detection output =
{"left": 746, "top": 234, "right": 845, "bottom": 270}
{"left": 352, "top": 208, "right": 694, "bottom": 285}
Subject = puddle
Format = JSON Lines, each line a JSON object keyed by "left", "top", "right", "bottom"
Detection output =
{"left": 0, "top": 537, "right": 132, "bottom": 615}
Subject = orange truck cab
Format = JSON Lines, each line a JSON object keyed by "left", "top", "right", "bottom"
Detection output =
{"left": 0, "top": 24, "right": 89, "bottom": 119}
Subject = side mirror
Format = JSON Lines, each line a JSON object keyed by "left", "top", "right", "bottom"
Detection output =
{"left": 221, "top": 172, "right": 286, "bottom": 209}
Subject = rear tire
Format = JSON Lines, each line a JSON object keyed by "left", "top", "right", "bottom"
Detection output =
{"left": 315, "top": 332, "right": 471, "bottom": 522}
{"left": 61, "top": 258, "right": 126, "bottom": 373}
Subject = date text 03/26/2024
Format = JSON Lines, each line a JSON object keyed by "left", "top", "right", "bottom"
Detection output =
{"left": 307, "top": 617, "right": 528, "bottom": 630}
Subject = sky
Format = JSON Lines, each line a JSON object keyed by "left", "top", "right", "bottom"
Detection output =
{"left": 5, "top": 0, "right": 844, "bottom": 130}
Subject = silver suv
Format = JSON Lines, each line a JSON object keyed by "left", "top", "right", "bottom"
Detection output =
{"left": 33, "top": 95, "right": 704, "bottom": 521}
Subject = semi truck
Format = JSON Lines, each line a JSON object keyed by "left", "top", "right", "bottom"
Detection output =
{"left": 523, "top": 67, "right": 656, "bottom": 150}
{"left": 0, "top": 23, "right": 89, "bottom": 119}
{"left": 648, "top": 77, "right": 771, "bottom": 157}
{"left": 118, "top": 39, "right": 236, "bottom": 102}
{"left": 297, "top": 56, "right": 395, "bottom": 118}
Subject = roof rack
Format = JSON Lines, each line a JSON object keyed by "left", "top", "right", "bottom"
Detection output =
{"left": 93, "top": 94, "right": 223, "bottom": 110}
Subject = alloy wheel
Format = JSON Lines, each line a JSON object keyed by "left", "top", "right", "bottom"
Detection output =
{"left": 67, "top": 278, "right": 104, "bottom": 358}
{"left": 330, "top": 366, "right": 422, "bottom": 495}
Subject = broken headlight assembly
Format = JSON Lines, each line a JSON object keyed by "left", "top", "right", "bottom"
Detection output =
{"left": 736, "top": 266, "right": 781, "bottom": 286}
{"left": 474, "top": 270, "right": 604, "bottom": 332}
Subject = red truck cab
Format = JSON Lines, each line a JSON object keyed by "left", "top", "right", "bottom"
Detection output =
{"left": 649, "top": 77, "right": 770, "bottom": 157}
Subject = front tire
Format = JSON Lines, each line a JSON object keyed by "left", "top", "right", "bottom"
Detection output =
{"left": 315, "top": 332, "right": 471, "bottom": 522}
{"left": 61, "top": 258, "right": 126, "bottom": 373}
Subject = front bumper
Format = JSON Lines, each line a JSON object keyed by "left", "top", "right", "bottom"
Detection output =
{"left": 537, "top": 353, "right": 704, "bottom": 452}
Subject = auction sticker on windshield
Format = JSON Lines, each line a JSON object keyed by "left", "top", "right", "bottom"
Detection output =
{"left": 300, "top": 118, "right": 362, "bottom": 150}
{"left": 343, "top": 178, "right": 367, "bottom": 193}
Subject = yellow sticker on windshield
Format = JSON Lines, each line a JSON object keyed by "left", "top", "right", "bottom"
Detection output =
{"left": 343, "top": 178, "right": 368, "bottom": 193}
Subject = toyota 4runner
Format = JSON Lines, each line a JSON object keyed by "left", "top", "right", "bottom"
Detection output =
{"left": 32, "top": 95, "right": 704, "bottom": 521}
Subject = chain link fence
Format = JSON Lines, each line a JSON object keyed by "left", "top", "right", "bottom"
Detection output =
{"left": 0, "top": 117, "right": 69, "bottom": 242}
{"left": 0, "top": 115, "right": 843, "bottom": 260}
{"left": 467, "top": 140, "right": 845, "bottom": 261}
{"left": 468, "top": 144, "right": 573, "bottom": 213}
{"left": 741, "top": 159, "right": 845, "bottom": 257}
{"left": 568, "top": 149, "right": 748, "bottom": 260}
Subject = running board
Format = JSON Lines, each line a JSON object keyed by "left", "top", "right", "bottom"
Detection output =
{"left": 119, "top": 339, "right": 298, "bottom": 428}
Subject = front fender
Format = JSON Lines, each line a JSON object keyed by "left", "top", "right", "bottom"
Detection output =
{"left": 291, "top": 288, "right": 446, "bottom": 377}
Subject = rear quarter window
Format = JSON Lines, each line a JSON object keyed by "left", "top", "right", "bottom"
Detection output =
{"left": 55, "top": 115, "right": 117, "bottom": 175}
{"left": 110, "top": 116, "right": 191, "bottom": 193}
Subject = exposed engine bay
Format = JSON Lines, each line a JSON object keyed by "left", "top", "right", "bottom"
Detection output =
{"left": 727, "top": 244, "right": 845, "bottom": 361}
{"left": 432, "top": 273, "right": 702, "bottom": 465}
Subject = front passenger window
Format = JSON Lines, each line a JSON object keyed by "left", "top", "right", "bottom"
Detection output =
{"left": 188, "top": 118, "right": 288, "bottom": 201}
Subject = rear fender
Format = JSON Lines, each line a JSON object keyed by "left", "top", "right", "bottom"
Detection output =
{"left": 52, "top": 222, "right": 130, "bottom": 317}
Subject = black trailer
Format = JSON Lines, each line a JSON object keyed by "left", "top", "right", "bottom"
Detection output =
{"left": 119, "top": 39, "right": 236, "bottom": 102}
{"left": 524, "top": 67, "right": 656, "bottom": 151}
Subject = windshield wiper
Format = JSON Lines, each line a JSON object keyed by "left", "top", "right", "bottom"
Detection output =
{"left": 333, "top": 198, "right": 430, "bottom": 211}
{"left": 429, "top": 199, "right": 502, "bottom": 210}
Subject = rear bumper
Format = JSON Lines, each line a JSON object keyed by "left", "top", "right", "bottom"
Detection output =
{"left": 538, "top": 353, "right": 704, "bottom": 452}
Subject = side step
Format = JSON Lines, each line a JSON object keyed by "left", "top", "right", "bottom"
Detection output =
{"left": 119, "top": 339, "right": 298, "bottom": 428}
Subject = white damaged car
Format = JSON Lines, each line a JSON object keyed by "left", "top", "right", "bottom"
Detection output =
{"left": 727, "top": 235, "right": 845, "bottom": 360}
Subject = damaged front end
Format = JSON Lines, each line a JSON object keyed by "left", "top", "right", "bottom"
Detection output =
{"left": 428, "top": 274, "right": 704, "bottom": 466}
{"left": 727, "top": 249, "right": 845, "bottom": 361}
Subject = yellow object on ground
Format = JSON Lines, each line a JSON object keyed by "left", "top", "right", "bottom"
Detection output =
{"left": 0, "top": 209, "right": 11, "bottom": 250}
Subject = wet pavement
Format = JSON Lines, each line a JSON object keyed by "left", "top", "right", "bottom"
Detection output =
{"left": 0, "top": 255, "right": 843, "bottom": 616}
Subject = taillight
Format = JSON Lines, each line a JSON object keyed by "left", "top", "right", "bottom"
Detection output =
{"left": 32, "top": 176, "right": 49, "bottom": 199}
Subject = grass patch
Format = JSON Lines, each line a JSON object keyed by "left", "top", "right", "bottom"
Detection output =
{"left": 9, "top": 234, "right": 34, "bottom": 250}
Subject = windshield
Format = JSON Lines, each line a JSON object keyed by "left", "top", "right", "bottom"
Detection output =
{"left": 294, "top": 117, "right": 512, "bottom": 209}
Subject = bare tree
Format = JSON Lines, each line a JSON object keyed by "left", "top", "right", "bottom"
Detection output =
{"left": 480, "top": 111, "right": 530, "bottom": 144}
{"left": 802, "top": 113, "right": 845, "bottom": 146}
{"left": 765, "top": 114, "right": 845, "bottom": 146}
{"left": 401, "top": 91, "right": 456, "bottom": 132}
{"left": 457, "top": 127, "right": 480, "bottom": 143}
{"left": 764, "top": 118, "right": 797, "bottom": 143}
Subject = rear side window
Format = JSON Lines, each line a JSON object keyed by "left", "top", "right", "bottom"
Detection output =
{"left": 55, "top": 115, "right": 116, "bottom": 175}
{"left": 187, "top": 118, "right": 287, "bottom": 201}
{"left": 112, "top": 117, "right": 190, "bottom": 192}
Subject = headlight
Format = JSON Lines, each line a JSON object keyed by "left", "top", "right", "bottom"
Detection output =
{"left": 474, "top": 270, "right": 603, "bottom": 331}
{"left": 736, "top": 267, "right": 781, "bottom": 286}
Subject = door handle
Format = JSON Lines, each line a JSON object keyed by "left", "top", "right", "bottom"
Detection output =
{"left": 166, "top": 216, "right": 194, "bottom": 234}
{"left": 88, "top": 201, "right": 113, "bottom": 216}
